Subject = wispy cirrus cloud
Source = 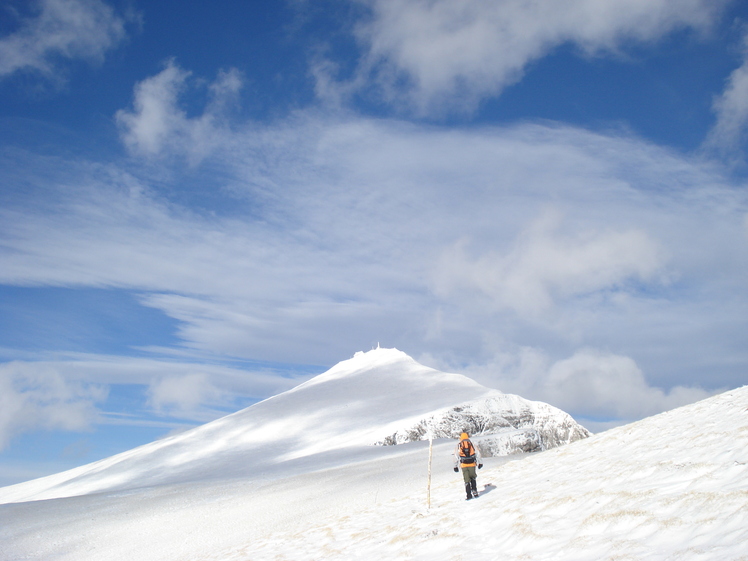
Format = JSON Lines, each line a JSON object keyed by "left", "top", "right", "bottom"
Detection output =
{"left": 2, "top": 107, "right": 746, "bottom": 376}
{"left": 0, "top": 0, "right": 132, "bottom": 81}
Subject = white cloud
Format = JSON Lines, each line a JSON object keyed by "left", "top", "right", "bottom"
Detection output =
{"left": 704, "top": 32, "right": 748, "bottom": 161}
{"left": 115, "top": 61, "right": 192, "bottom": 157}
{"left": 0, "top": 361, "right": 107, "bottom": 450}
{"left": 147, "top": 373, "right": 228, "bottom": 420}
{"left": 541, "top": 349, "right": 714, "bottom": 420}
{"left": 351, "top": 0, "right": 727, "bottom": 114}
{"left": 0, "top": 354, "right": 307, "bottom": 447}
{"left": 115, "top": 61, "right": 243, "bottom": 161}
{"left": 433, "top": 210, "right": 666, "bottom": 316}
{"left": 0, "top": 0, "right": 130, "bottom": 80}
{"left": 424, "top": 346, "right": 717, "bottom": 429}
{"left": 1, "top": 110, "right": 747, "bottom": 422}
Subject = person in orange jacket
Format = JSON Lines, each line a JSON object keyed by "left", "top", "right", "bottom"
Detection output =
{"left": 453, "top": 432, "right": 483, "bottom": 500}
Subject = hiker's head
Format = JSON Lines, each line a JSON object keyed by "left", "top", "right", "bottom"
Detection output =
{"left": 460, "top": 432, "right": 469, "bottom": 440}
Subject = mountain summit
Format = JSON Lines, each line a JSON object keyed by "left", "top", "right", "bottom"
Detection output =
{"left": 0, "top": 347, "right": 588, "bottom": 504}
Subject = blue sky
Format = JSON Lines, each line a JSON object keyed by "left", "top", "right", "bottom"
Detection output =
{"left": 1, "top": 0, "right": 747, "bottom": 486}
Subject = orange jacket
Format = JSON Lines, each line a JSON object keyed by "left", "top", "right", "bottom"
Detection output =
{"left": 454, "top": 437, "right": 481, "bottom": 469}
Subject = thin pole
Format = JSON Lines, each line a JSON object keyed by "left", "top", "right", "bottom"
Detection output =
{"left": 427, "top": 428, "right": 433, "bottom": 510}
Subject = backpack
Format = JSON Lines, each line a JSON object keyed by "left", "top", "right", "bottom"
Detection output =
{"left": 459, "top": 439, "right": 476, "bottom": 464}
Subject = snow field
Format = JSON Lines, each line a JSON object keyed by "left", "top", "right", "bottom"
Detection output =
{"left": 223, "top": 388, "right": 748, "bottom": 561}
{"left": 0, "top": 440, "right": 463, "bottom": 561}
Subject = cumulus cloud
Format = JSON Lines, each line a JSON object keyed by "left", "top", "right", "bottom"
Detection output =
{"left": 0, "top": 361, "right": 107, "bottom": 450}
{"left": 115, "top": 60, "right": 243, "bottom": 161}
{"left": 434, "top": 210, "right": 666, "bottom": 316}
{"left": 0, "top": 0, "right": 130, "bottom": 80}
{"left": 351, "top": 0, "right": 727, "bottom": 113}
{"left": 541, "top": 349, "right": 714, "bottom": 420}
{"left": 428, "top": 347, "right": 717, "bottom": 432}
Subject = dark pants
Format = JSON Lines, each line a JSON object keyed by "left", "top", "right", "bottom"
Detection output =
{"left": 461, "top": 465, "right": 477, "bottom": 483}
{"left": 461, "top": 466, "right": 478, "bottom": 498}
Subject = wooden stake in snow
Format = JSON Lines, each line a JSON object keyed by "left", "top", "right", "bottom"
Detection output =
{"left": 427, "top": 426, "right": 433, "bottom": 510}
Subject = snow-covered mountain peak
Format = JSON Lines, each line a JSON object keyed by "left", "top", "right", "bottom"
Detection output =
{"left": 291, "top": 346, "right": 416, "bottom": 388}
{"left": 0, "top": 348, "right": 587, "bottom": 504}
{"left": 283, "top": 348, "right": 491, "bottom": 418}
{"left": 346, "top": 346, "right": 413, "bottom": 368}
{"left": 291, "top": 346, "right": 476, "bottom": 391}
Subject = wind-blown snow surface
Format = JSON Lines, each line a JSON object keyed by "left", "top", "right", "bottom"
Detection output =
{"left": 234, "top": 387, "right": 748, "bottom": 561}
{"left": 1, "top": 351, "right": 746, "bottom": 560}
{"left": 0, "top": 347, "right": 585, "bottom": 503}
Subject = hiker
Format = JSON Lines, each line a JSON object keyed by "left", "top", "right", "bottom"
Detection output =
{"left": 453, "top": 432, "right": 483, "bottom": 500}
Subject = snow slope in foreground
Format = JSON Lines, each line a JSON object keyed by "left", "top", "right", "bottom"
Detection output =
{"left": 0, "top": 347, "right": 586, "bottom": 504}
{"left": 241, "top": 385, "right": 748, "bottom": 561}
{"left": 1, "top": 385, "right": 746, "bottom": 560}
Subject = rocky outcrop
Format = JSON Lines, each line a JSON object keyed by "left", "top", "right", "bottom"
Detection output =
{"left": 373, "top": 394, "right": 591, "bottom": 456}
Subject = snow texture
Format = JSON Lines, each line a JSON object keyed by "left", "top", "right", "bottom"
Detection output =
{"left": 0, "top": 348, "right": 746, "bottom": 560}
